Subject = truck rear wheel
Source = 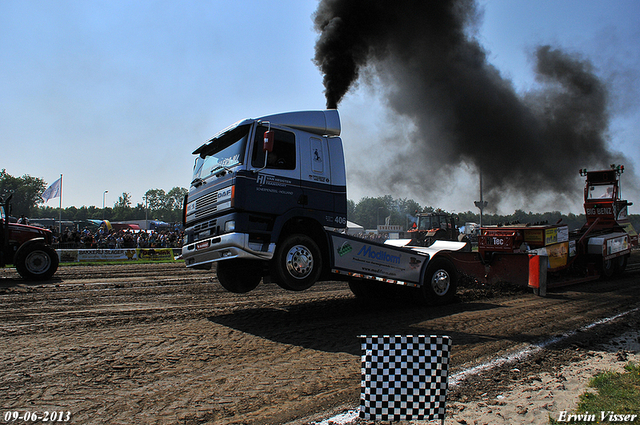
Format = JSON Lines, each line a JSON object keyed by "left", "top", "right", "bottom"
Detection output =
{"left": 216, "top": 259, "right": 262, "bottom": 293}
{"left": 349, "top": 279, "right": 417, "bottom": 304}
{"left": 271, "top": 234, "right": 322, "bottom": 291}
{"left": 14, "top": 242, "right": 59, "bottom": 280}
{"left": 422, "top": 259, "right": 457, "bottom": 305}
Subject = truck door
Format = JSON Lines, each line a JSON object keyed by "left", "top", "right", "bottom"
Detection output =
{"left": 301, "top": 136, "right": 333, "bottom": 211}
{"left": 247, "top": 126, "right": 302, "bottom": 216}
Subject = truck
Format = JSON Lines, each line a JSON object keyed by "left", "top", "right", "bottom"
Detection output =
{"left": 181, "top": 109, "right": 636, "bottom": 302}
{"left": 1, "top": 195, "right": 59, "bottom": 280}
{"left": 182, "top": 110, "right": 349, "bottom": 294}
{"left": 181, "top": 109, "right": 467, "bottom": 303}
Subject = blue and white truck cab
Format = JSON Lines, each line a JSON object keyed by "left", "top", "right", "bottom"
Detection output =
{"left": 182, "top": 110, "right": 348, "bottom": 293}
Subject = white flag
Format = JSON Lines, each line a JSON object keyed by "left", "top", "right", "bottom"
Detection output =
{"left": 42, "top": 177, "right": 62, "bottom": 202}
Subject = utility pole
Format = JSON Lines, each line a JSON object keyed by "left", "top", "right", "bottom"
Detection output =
{"left": 474, "top": 170, "right": 488, "bottom": 227}
{"left": 102, "top": 190, "right": 108, "bottom": 220}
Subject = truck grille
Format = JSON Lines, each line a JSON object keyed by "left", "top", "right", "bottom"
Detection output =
{"left": 194, "top": 191, "right": 218, "bottom": 220}
{"left": 192, "top": 219, "right": 217, "bottom": 233}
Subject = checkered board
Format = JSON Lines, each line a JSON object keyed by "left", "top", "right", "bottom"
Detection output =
{"left": 359, "top": 335, "right": 452, "bottom": 422}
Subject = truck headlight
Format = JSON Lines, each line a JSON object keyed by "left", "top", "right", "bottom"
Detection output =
{"left": 224, "top": 220, "right": 235, "bottom": 232}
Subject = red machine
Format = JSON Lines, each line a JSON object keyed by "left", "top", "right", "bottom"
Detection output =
{"left": 0, "top": 195, "right": 59, "bottom": 280}
{"left": 471, "top": 165, "right": 634, "bottom": 291}
{"left": 407, "top": 210, "right": 465, "bottom": 247}
{"left": 581, "top": 165, "right": 637, "bottom": 247}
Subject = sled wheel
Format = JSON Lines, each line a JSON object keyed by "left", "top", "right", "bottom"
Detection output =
{"left": 216, "top": 259, "right": 262, "bottom": 293}
{"left": 422, "top": 258, "right": 457, "bottom": 305}
{"left": 271, "top": 234, "right": 322, "bottom": 291}
{"left": 601, "top": 258, "right": 616, "bottom": 279}
{"left": 15, "top": 242, "right": 59, "bottom": 280}
{"left": 614, "top": 255, "right": 628, "bottom": 275}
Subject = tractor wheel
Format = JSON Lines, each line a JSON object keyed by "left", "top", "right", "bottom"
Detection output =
{"left": 421, "top": 258, "right": 457, "bottom": 305}
{"left": 14, "top": 242, "right": 59, "bottom": 280}
{"left": 216, "top": 259, "right": 262, "bottom": 293}
{"left": 433, "top": 229, "right": 448, "bottom": 241}
{"left": 271, "top": 234, "right": 322, "bottom": 291}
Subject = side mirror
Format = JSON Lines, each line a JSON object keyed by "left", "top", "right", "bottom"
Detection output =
{"left": 263, "top": 130, "right": 274, "bottom": 153}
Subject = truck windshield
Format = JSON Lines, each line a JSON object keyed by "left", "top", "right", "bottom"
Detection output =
{"left": 192, "top": 125, "right": 250, "bottom": 182}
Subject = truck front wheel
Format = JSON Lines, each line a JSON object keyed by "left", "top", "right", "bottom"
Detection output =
{"left": 271, "top": 234, "right": 322, "bottom": 291}
{"left": 422, "top": 259, "right": 457, "bottom": 305}
{"left": 216, "top": 259, "right": 262, "bottom": 293}
{"left": 15, "top": 242, "right": 59, "bottom": 280}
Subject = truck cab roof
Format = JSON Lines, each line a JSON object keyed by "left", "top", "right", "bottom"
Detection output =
{"left": 193, "top": 110, "right": 340, "bottom": 156}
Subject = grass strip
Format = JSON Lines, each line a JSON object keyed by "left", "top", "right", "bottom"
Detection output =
{"left": 550, "top": 362, "right": 640, "bottom": 424}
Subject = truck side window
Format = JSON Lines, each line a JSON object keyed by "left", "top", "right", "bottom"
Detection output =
{"left": 251, "top": 126, "right": 296, "bottom": 170}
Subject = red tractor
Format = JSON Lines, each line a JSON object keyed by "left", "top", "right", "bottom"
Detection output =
{"left": 0, "top": 195, "right": 59, "bottom": 280}
{"left": 408, "top": 211, "right": 467, "bottom": 247}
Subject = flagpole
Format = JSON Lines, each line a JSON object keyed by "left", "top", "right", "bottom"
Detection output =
{"left": 58, "top": 174, "right": 63, "bottom": 235}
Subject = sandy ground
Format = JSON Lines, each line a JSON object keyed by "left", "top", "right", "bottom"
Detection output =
{"left": 448, "top": 329, "right": 640, "bottom": 425}
{"left": 301, "top": 314, "right": 640, "bottom": 425}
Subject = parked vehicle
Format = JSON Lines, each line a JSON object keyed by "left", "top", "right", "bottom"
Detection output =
{"left": 0, "top": 195, "right": 59, "bottom": 280}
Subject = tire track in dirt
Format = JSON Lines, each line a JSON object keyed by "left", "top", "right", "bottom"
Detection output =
{"left": 1, "top": 257, "right": 639, "bottom": 424}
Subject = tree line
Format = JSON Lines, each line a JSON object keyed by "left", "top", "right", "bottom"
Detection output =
{"left": 348, "top": 195, "right": 640, "bottom": 232}
{"left": 2, "top": 170, "right": 639, "bottom": 231}
{"left": 1, "top": 170, "right": 186, "bottom": 223}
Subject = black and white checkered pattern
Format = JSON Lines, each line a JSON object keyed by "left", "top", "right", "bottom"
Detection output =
{"left": 359, "top": 335, "right": 452, "bottom": 422}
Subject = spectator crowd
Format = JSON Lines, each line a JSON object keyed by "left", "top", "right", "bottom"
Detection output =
{"left": 53, "top": 227, "right": 184, "bottom": 250}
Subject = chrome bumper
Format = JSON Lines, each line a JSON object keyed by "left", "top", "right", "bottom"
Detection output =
{"left": 182, "top": 232, "right": 275, "bottom": 269}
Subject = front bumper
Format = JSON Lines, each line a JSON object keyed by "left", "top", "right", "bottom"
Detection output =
{"left": 182, "top": 232, "right": 275, "bottom": 269}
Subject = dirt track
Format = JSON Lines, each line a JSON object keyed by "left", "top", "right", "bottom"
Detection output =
{"left": 1, "top": 254, "right": 639, "bottom": 424}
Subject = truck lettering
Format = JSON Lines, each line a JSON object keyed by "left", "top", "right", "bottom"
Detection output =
{"left": 586, "top": 207, "right": 613, "bottom": 216}
{"left": 356, "top": 245, "right": 401, "bottom": 264}
{"left": 492, "top": 237, "right": 505, "bottom": 246}
{"left": 256, "top": 174, "right": 291, "bottom": 187}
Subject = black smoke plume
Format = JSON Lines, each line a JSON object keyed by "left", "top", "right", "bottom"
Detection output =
{"left": 313, "top": 0, "right": 633, "bottom": 211}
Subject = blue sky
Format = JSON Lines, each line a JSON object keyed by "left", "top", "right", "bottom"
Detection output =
{"left": 2, "top": 0, "right": 639, "bottom": 214}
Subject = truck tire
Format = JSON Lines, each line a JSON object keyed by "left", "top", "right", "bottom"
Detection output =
{"left": 217, "top": 259, "right": 262, "bottom": 293}
{"left": 271, "top": 234, "right": 322, "bottom": 291}
{"left": 348, "top": 279, "right": 371, "bottom": 299}
{"left": 14, "top": 242, "right": 59, "bottom": 280}
{"left": 422, "top": 258, "right": 457, "bottom": 305}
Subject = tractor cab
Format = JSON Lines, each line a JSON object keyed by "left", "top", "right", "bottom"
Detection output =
{"left": 581, "top": 165, "right": 637, "bottom": 246}
{"left": 408, "top": 211, "right": 460, "bottom": 247}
